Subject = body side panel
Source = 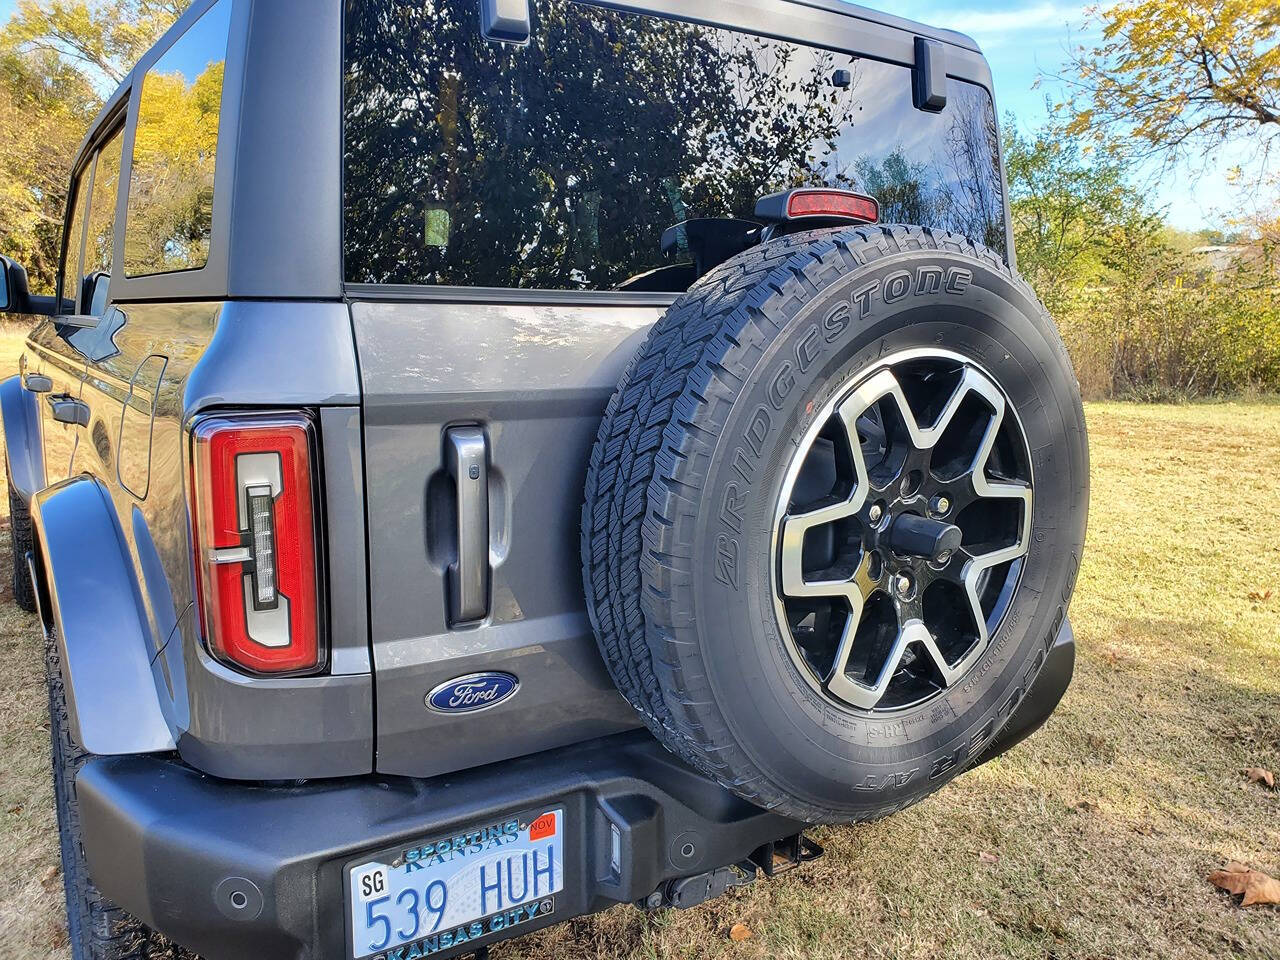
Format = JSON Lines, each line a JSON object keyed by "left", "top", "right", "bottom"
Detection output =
{"left": 72, "top": 299, "right": 372, "bottom": 779}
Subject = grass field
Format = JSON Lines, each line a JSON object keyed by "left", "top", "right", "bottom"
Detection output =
{"left": 0, "top": 320, "right": 1276, "bottom": 959}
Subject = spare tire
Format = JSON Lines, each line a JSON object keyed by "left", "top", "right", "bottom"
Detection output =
{"left": 582, "top": 224, "right": 1088, "bottom": 824}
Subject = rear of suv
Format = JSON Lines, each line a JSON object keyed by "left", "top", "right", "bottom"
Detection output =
{"left": 0, "top": 1, "right": 1088, "bottom": 958}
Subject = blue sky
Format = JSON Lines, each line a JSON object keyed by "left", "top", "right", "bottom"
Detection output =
{"left": 0, "top": 0, "right": 1243, "bottom": 229}
{"left": 892, "top": 0, "right": 1246, "bottom": 230}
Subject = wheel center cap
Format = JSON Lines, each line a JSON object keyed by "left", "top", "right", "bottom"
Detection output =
{"left": 883, "top": 512, "right": 962, "bottom": 561}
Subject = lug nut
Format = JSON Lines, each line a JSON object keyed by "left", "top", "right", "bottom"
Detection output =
{"left": 935, "top": 549, "right": 954, "bottom": 566}
{"left": 930, "top": 495, "right": 951, "bottom": 517}
{"left": 893, "top": 572, "right": 914, "bottom": 599}
{"left": 868, "top": 503, "right": 883, "bottom": 524}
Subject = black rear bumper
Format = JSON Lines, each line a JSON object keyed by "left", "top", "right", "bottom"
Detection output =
{"left": 77, "top": 621, "right": 1075, "bottom": 960}
{"left": 78, "top": 732, "right": 801, "bottom": 960}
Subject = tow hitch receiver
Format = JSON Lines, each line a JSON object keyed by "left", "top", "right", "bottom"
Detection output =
{"left": 750, "top": 832, "right": 825, "bottom": 878}
{"left": 641, "top": 833, "right": 824, "bottom": 911}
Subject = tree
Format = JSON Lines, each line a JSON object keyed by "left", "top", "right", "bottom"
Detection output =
{"left": 1063, "top": 0, "right": 1280, "bottom": 172}
{"left": 0, "top": 44, "right": 97, "bottom": 290}
{"left": 0, "top": 1, "right": 182, "bottom": 292}
{"left": 1003, "top": 120, "right": 1158, "bottom": 313}
{"left": 6, "top": 0, "right": 183, "bottom": 88}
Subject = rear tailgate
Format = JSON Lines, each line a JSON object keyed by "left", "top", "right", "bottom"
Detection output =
{"left": 350, "top": 298, "right": 653, "bottom": 777}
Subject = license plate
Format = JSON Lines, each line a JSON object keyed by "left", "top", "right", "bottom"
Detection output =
{"left": 346, "top": 808, "right": 564, "bottom": 959}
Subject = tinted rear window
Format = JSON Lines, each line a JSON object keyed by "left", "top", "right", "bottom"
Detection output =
{"left": 343, "top": 0, "right": 1007, "bottom": 291}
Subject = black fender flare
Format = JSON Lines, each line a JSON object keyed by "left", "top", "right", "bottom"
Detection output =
{"left": 0, "top": 374, "right": 45, "bottom": 502}
{"left": 32, "top": 477, "right": 175, "bottom": 755}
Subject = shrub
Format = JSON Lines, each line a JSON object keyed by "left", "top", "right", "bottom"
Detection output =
{"left": 1054, "top": 256, "right": 1280, "bottom": 400}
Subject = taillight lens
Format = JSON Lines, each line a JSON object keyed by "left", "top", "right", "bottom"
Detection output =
{"left": 785, "top": 189, "right": 879, "bottom": 224}
{"left": 189, "top": 412, "right": 324, "bottom": 675}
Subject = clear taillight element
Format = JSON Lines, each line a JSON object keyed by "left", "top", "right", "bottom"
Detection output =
{"left": 189, "top": 412, "right": 324, "bottom": 675}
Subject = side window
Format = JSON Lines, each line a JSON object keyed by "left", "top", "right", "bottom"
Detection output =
{"left": 123, "top": 0, "right": 231, "bottom": 277}
{"left": 61, "top": 170, "right": 91, "bottom": 313}
{"left": 83, "top": 126, "right": 125, "bottom": 315}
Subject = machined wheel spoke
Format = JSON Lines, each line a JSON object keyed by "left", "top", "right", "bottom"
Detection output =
{"left": 829, "top": 620, "right": 931, "bottom": 710}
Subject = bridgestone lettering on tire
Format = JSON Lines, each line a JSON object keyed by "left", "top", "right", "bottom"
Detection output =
{"left": 582, "top": 225, "right": 1088, "bottom": 823}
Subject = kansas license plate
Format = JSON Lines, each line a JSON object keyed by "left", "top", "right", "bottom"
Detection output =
{"left": 346, "top": 808, "right": 564, "bottom": 959}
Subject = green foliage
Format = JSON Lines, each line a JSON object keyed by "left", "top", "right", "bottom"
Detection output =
{"left": 1063, "top": 0, "right": 1280, "bottom": 176}
{"left": 0, "top": 43, "right": 97, "bottom": 292}
{"left": 1006, "top": 120, "right": 1280, "bottom": 399}
{"left": 0, "top": 1, "right": 181, "bottom": 293}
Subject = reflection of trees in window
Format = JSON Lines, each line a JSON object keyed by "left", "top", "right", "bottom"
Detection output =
{"left": 938, "top": 83, "right": 1007, "bottom": 255}
{"left": 124, "top": 59, "right": 223, "bottom": 276}
{"left": 845, "top": 84, "right": 1006, "bottom": 257}
{"left": 344, "top": 0, "right": 861, "bottom": 289}
{"left": 344, "top": 0, "right": 1008, "bottom": 290}
{"left": 854, "top": 151, "right": 943, "bottom": 228}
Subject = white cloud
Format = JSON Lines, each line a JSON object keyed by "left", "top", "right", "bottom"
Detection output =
{"left": 941, "top": 2, "right": 1088, "bottom": 35}
{"left": 894, "top": 1, "right": 1090, "bottom": 47}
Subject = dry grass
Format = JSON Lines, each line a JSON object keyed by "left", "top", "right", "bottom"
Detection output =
{"left": 0, "top": 322, "right": 66, "bottom": 959}
{"left": 0, "top": 322, "right": 1275, "bottom": 957}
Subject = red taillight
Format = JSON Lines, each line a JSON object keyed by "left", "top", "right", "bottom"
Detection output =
{"left": 190, "top": 413, "right": 323, "bottom": 675}
{"left": 785, "top": 189, "right": 879, "bottom": 224}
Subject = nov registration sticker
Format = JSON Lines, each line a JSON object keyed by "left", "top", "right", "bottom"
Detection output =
{"left": 347, "top": 809, "right": 564, "bottom": 959}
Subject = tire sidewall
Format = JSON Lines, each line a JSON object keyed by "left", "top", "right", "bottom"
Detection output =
{"left": 685, "top": 246, "right": 1087, "bottom": 815}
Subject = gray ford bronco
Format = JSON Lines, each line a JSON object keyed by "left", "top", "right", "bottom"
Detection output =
{"left": 0, "top": 0, "right": 1088, "bottom": 957}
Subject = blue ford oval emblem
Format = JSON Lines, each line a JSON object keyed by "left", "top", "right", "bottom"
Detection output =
{"left": 426, "top": 672, "right": 519, "bottom": 714}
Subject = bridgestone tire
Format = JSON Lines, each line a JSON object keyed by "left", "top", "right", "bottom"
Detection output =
{"left": 582, "top": 225, "right": 1088, "bottom": 824}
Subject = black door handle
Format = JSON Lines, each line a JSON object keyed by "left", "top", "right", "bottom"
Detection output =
{"left": 23, "top": 373, "right": 52, "bottom": 393}
{"left": 47, "top": 394, "right": 89, "bottom": 427}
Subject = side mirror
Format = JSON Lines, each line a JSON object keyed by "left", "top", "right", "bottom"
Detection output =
{"left": 0, "top": 256, "right": 55, "bottom": 316}
{"left": 0, "top": 255, "right": 29, "bottom": 312}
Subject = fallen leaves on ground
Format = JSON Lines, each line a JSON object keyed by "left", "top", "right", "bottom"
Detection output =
{"left": 1247, "top": 589, "right": 1272, "bottom": 603}
{"left": 1244, "top": 767, "right": 1275, "bottom": 789}
{"left": 728, "top": 923, "right": 753, "bottom": 942}
{"left": 1209, "top": 862, "right": 1280, "bottom": 907}
{"left": 978, "top": 851, "right": 1000, "bottom": 864}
